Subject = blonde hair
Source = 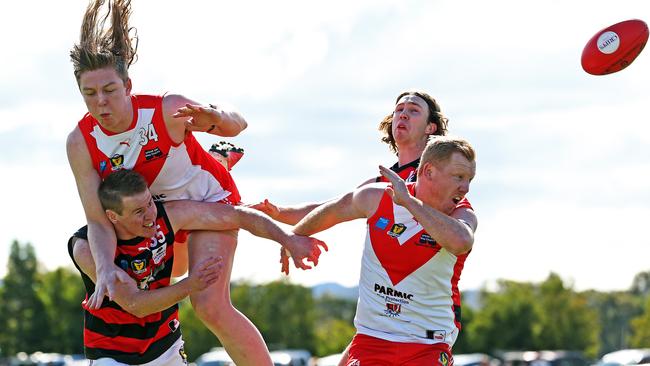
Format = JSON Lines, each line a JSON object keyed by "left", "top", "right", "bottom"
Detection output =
{"left": 419, "top": 136, "right": 475, "bottom": 171}
{"left": 70, "top": 0, "right": 138, "bottom": 84}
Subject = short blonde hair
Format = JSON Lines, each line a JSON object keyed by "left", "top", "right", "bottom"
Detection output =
{"left": 419, "top": 136, "right": 475, "bottom": 171}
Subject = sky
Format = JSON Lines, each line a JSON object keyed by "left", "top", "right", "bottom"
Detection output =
{"left": 0, "top": 0, "right": 649, "bottom": 293}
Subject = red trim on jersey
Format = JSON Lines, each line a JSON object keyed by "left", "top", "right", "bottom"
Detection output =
{"left": 83, "top": 308, "right": 177, "bottom": 350}
{"left": 367, "top": 184, "right": 442, "bottom": 286}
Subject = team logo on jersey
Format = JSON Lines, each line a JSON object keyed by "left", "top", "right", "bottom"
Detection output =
{"left": 374, "top": 217, "right": 390, "bottom": 230}
{"left": 384, "top": 301, "right": 401, "bottom": 317}
{"left": 427, "top": 330, "right": 447, "bottom": 342}
{"left": 99, "top": 161, "right": 107, "bottom": 173}
{"left": 168, "top": 318, "right": 180, "bottom": 332}
{"left": 131, "top": 259, "right": 147, "bottom": 274}
{"left": 387, "top": 223, "right": 407, "bottom": 238}
{"left": 110, "top": 154, "right": 124, "bottom": 170}
{"left": 417, "top": 233, "right": 438, "bottom": 248}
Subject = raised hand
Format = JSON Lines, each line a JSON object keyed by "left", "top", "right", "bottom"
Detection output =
{"left": 280, "top": 234, "right": 328, "bottom": 274}
{"left": 247, "top": 199, "right": 280, "bottom": 219}
{"left": 87, "top": 266, "right": 133, "bottom": 309}
{"left": 173, "top": 103, "right": 221, "bottom": 133}
{"left": 379, "top": 165, "right": 411, "bottom": 207}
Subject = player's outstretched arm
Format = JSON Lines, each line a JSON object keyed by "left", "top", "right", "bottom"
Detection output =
{"left": 67, "top": 128, "right": 132, "bottom": 309}
{"left": 248, "top": 199, "right": 326, "bottom": 226}
{"left": 167, "top": 201, "right": 328, "bottom": 271}
{"left": 163, "top": 94, "right": 247, "bottom": 137}
{"left": 72, "top": 238, "right": 222, "bottom": 318}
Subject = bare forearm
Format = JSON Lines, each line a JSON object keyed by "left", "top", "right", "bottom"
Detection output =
{"left": 123, "top": 279, "right": 192, "bottom": 318}
{"left": 209, "top": 106, "right": 247, "bottom": 137}
{"left": 275, "top": 203, "right": 321, "bottom": 225}
{"left": 235, "top": 207, "right": 292, "bottom": 244}
{"left": 402, "top": 198, "right": 474, "bottom": 255}
{"left": 293, "top": 193, "right": 360, "bottom": 236}
{"left": 87, "top": 222, "right": 118, "bottom": 271}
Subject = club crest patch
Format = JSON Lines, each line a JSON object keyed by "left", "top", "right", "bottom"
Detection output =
{"left": 131, "top": 259, "right": 147, "bottom": 274}
{"left": 110, "top": 154, "right": 124, "bottom": 170}
{"left": 387, "top": 223, "right": 407, "bottom": 238}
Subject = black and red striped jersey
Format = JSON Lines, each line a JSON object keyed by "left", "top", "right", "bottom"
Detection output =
{"left": 68, "top": 201, "right": 181, "bottom": 364}
{"left": 376, "top": 159, "right": 420, "bottom": 183}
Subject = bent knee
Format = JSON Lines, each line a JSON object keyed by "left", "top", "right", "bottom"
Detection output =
{"left": 191, "top": 293, "right": 236, "bottom": 322}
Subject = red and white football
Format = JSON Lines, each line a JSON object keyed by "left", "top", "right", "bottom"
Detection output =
{"left": 581, "top": 19, "right": 649, "bottom": 75}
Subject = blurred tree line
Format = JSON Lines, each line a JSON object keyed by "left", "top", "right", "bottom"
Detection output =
{"left": 2, "top": 240, "right": 650, "bottom": 361}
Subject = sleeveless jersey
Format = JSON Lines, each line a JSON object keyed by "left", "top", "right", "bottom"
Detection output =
{"left": 354, "top": 183, "right": 472, "bottom": 347}
{"left": 68, "top": 202, "right": 180, "bottom": 364}
{"left": 77, "top": 94, "right": 240, "bottom": 204}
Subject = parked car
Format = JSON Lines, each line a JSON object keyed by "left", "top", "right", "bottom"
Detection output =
{"left": 455, "top": 353, "right": 502, "bottom": 366}
{"left": 315, "top": 353, "right": 343, "bottom": 366}
{"left": 269, "top": 349, "right": 311, "bottom": 366}
{"left": 498, "top": 350, "right": 590, "bottom": 366}
{"left": 194, "top": 348, "right": 234, "bottom": 366}
{"left": 596, "top": 349, "right": 650, "bottom": 366}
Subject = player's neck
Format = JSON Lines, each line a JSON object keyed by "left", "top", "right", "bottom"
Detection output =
{"left": 397, "top": 140, "right": 426, "bottom": 167}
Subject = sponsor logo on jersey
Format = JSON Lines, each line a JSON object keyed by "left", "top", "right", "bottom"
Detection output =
{"left": 99, "top": 161, "right": 107, "bottom": 173}
{"left": 144, "top": 147, "right": 164, "bottom": 161}
{"left": 347, "top": 359, "right": 360, "bottom": 366}
{"left": 119, "top": 140, "right": 131, "bottom": 148}
{"left": 374, "top": 283, "right": 414, "bottom": 300}
{"left": 387, "top": 223, "right": 407, "bottom": 238}
{"left": 374, "top": 217, "right": 390, "bottom": 230}
{"left": 384, "top": 301, "right": 401, "bottom": 317}
{"left": 109, "top": 154, "right": 124, "bottom": 170}
{"left": 152, "top": 193, "right": 167, "bottom": 202}
{"left": 131, "top": 259, "right": 147, "bottom": 274}
{"left": 179, "top": 344, "right": 188, "bottom": 364}
{"left": 439, "top": 350, "right": 450, "bottom": 366}
{"left": 417, "top": 233, "right": 438, "bottom": 248}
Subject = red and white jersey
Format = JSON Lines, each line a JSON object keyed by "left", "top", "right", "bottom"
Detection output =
{"left": 354, "top": 183, "right": 472, "bottom": 346}
{"left": 78, "top": 94, "right": 240, "bottom": 204}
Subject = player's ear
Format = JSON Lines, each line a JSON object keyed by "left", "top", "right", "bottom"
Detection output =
{"left": 125, "top": 78, "right": 132, "bottom": 95}
{"left": 425, "top": 121, "right": 437, "bottom": 135}
{"left": 106, "top": 210, "right": 119, "bottom": 224}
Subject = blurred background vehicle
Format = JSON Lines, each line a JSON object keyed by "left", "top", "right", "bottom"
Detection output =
{"left": 595, "top": 349, "right": 650, "bottom": 366}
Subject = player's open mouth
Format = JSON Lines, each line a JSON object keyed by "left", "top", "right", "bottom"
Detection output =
{"left": 144, "top": 222, "right": 154, "bottom": 228}
{"left": 452, "top": 196, "right": 462, "bottom": 204}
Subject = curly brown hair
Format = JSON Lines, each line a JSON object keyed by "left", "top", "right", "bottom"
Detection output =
{"left": 379, "top": 90, "right": 449, "bottom": 154}
{"left": 70, "top": 0, "right": 138, "bottom": 85}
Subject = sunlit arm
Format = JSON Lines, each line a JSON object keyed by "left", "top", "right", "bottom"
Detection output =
{"left": 67, "top": 128, "right": 124, "bottom": 307}
{"left": 401, "top": 196, "right": 477, "bottom": 256}
{"left": 163, "top": 94, "right": 247, "bottom": 137}
{"left": 167, "top": 201, "right": 292, "bottom": 244}
{"left": 71, "top": 238, "right": 194, "bottom": 318}
{"left": 293, "top": 188, "right": 378, "bottom": 236}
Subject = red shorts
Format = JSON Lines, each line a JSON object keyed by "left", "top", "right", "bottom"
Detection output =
{"left": 175, "top": 195, "right": 240, "bottom": 243}
{"left": 344, "top": 334, "right": 453, "bottom": 366}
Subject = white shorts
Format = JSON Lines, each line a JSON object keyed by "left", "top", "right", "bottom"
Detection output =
{"left": 89, "top": 337, "right": 187, "bottom": 366}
